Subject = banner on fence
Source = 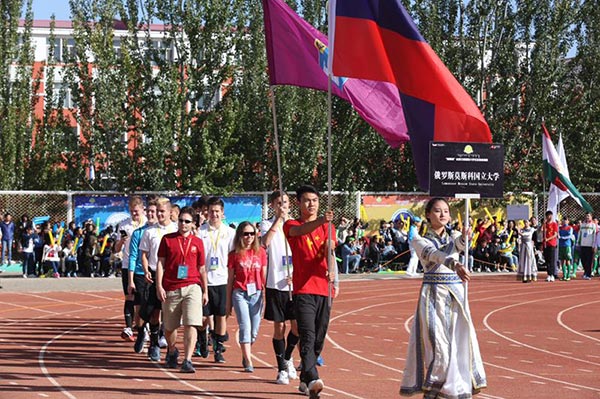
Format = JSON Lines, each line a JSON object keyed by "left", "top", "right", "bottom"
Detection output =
{"left": 74, "top": 195, "right": 263, "bottom": 230}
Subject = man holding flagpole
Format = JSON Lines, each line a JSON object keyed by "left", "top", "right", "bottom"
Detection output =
{"left": 284, "top": 185, "right": 337, "bottom": 399}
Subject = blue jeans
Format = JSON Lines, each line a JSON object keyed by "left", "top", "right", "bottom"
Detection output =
{"left": 22, "top": 252, "right": 34, "bottom": 275}
{"left": 343, "top": 254, "right": 361, "bottom": 273}
{"left": 232, "top": 288, "right": 263, "bottom": 344}
{"left": 1, "top": 239, "right": 12, "bottom": 264}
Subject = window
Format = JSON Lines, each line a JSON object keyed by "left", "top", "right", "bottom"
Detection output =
{"left": 113, "top": 38, "right": 121, "bottom": 58}
{"left": 52, "top": 82, "right": 72, "bottom": 108}
{"left": 151, "top": 40, "right": 174, "bottom": 64}
{"left": 47, "top": 38, "right": 77, "bottom": 62}
{"left": 196, "top": 87, "right": 222, "bottom": 111}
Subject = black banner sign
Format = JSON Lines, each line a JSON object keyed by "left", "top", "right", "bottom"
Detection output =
{"left": 429, "top": 142, "right": 504, "bottom": 198}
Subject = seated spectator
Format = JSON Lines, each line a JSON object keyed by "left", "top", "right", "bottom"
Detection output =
{"left": 499, "top": 240, "right": 518, "bottom": 272}
{"left": 473, "top": 239, "right": 492, "bottom": 272}
{"left": 341, "top": 236, "right": 361, "bottom": 274}
{"left": 381, "top": 240, "right": 398, "bottom": 261}
{"left": 62, "top": 239, "right": 78, "bottom": 277}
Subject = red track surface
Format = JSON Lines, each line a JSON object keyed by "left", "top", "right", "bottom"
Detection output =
{"left": 1, "top": 275, "right": 600, "bottom": 399}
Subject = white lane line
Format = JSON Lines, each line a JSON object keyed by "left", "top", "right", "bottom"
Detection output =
{"left": 373, "top": 354, "right": 385, "bottom": 357}
{"left": 564, "top": 387, "right": 581, "bottom": 391}
{"left": 39, "top": 312, "right": 123, "bottom": 399}
{"left": 547, "top": 337, "right": 559, "bottom": 340}
{"left": 487, "top": 341, "right": 499, "bottom": 344}
{"left": 531, "top": 381, "right": 546, "bottom": 385}
{"left": 248, "top": 336, "right": 368, "bottom": 399}
{"left": 558, "top": 351, "right": 572, "bottom": 355}
{"left": 499, "top": 376, "right": 514, "bottom": 379}
{"left": 519, "top": 360, "right": 533, "bottom": 364}
{"left": 346, "top": 333, "right": 356, "bottom": 336}
{"left": 494, "top": 356, "right": 507, "bottom": 360}
{"left": 133, "top": 378, "right": 144, "bottom": 382}
{"left": 524, "top": 334, "right": 536, "bottom": 338}
{"left": 484, "top": 293, "right": 600, "bottom": 369}
{"left": 577, "top": 369, "right": 593, "bottom": 373}
{"left": 339, "top": 368, "right": 351, "bottom": 372}
{"left": 557, "top": 300, "right": 600, "bottom": 343}
{"left": 38, "top": 394, "right": 49, "bottom": 398}
{"left": 547, "top": 364, "right": 562, "bottom": 368}
{"left": 482, "top": 290, "right": 600, "bottom": 393}
{"left": 115, "top": 373, "right": 125, "bottom": 377}
{"left": 362, "top": 373, "right": 375, "bottom": 377}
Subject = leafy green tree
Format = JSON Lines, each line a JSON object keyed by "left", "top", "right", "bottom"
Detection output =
{"left": 0, "top": 0, "right": 38, "bottom": 189}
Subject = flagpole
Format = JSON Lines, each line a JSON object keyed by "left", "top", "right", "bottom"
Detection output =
{"left": 269, "top": 86, "right": 293, "bottom": 301}
{"left": 327, "top": 69, "right": 334, "bottom": 308}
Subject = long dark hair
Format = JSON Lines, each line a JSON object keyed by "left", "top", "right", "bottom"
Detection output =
{"left": 233, "top": 221, "right": 260, "bottom": 254}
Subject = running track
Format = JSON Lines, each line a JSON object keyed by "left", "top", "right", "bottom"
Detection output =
{"left": 1, "top": 275, "right": 599, "bottom": 398}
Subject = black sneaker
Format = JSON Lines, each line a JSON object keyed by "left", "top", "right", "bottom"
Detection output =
{"left": 180, "top": 359, "right": 195, "bottom": 373}
{"left": 134, "top": 331, "right": 145, "bottom": 353}
{"left": 198, "top": 329, "right": 209, "bottom": 358}
{"left": 165, "top": 348, "right": 179, "bottom": 369}
{"left": 308, "top": 379, "right": 324, "bottom": 399}
{"left": 148, "top": 345, "right": 160, "bottom": 361}
{"left": 214, "top": 351, "right": 225, "bottom": 363}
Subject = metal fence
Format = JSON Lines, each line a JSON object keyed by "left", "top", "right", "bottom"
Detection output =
{"left": 0, "top": 190, "right": 596, "bottom": 228}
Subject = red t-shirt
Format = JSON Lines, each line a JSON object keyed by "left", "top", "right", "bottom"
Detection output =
{"left": 157, "top": 232, "right": 205, "bottom": 291}
{"left": 227, "top": 248, "right": 267, "bottom": 291}
{"left": 283, "top": 219, "right": 336, "bottom": 297}
{"left": 544, "top": 221, "right": 558, "bottom": 247}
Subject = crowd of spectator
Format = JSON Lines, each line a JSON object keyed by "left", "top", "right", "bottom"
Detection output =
{"left": 2, "top": 206, "right": 597, "bottom": 281}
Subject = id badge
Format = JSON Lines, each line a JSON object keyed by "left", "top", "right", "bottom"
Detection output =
{"left": 247, "top": 282, "right": 257, "bottom": 296}
{"left": 209, "top": 256, "right": 219, "bottom": 271}
{"left": 177, "top": 265, "right": 188, "bottom": 279}
{"left": 282, "top": 255, "right": 293, "bottom": 274}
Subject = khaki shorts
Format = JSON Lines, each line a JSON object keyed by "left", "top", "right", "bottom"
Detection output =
{"left": 162, "top": 284, "right": 203, "bottom": 331}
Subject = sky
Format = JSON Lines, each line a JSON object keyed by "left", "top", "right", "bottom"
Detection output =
{"left": 28, "top": 0, "right": 71, "bottom": 20}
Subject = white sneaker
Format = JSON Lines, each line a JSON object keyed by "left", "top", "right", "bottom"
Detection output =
{"left": 276, "top": 370, "right": 289, "bottom": 385}
{"left": 286, "top": 358, "right": 298, "bottom": 379}
{"left": 158, "top": 335, "right": 168, "bottom": 349}
{"left": 546, "top": 276, "right": 551, "bottom": 282}
{"left": 22, "top": 274, "right": 27, "bottom": 278}
{"left": 144, "top": 325, "right": 150, "bottom": 342}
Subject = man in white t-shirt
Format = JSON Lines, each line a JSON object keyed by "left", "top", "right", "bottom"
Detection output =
{"left": 195, "top": 196, "right": 235, "bottom": 363}
{"left": 139, "top": 197, "right": 177, "bottom": 362}
{"left": 118, "top": 196, "right": 147, "bottom": 342}
{"left": 260, "top": 191, "right": 298, "bottom": 385}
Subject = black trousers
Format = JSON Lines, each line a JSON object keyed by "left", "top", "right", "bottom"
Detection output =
{"left": 294, "top": 294, "right": 331, "bottom": 383}
{"left": 543, "top": 245, "right": 558, "bottom": 277}
{"left": 580, "top": 246, "right": 594, "bottom": 277}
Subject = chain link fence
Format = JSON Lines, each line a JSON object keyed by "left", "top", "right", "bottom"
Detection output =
{"left": 2, "top": 190, "right": 597, "bottom": 228}
{"left": 535, "top": 193, "right": 600, "bottom": 223}
{"left": 0, "top": 191, "right": 70, "bottom": 224}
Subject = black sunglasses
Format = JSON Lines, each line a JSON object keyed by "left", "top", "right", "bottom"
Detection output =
{"left": 178, "top": 219, "right": 193, "bottom": 224}
{"left": 243, "top": 232, "right": 256, "bottom": 237}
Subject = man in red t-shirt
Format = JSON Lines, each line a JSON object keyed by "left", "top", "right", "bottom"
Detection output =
{"left": 284, "top": 185, "right": 337, "bottom": 399}
{"left": 157, "top": 207, "right": 208, "bottom": 373}
{"left": 543, "top": 210, "right": 559, "bottom": 281}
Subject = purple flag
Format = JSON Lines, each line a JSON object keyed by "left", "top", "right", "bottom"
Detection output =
{"left": 262, "top": 0, "right": 408, "bottom": 147}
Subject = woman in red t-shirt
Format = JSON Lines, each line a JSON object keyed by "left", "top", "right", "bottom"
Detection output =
{"left": 226, "top": 221, "right": 267, "bottom": 373}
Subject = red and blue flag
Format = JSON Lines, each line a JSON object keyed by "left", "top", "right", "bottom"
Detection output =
{"left": 329, "top": 0, "right": 492, "bottom": 189}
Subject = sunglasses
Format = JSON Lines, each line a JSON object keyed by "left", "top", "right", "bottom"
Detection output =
{"left": 178, "top": 219, "right": 193, "bottom": 224}
{"left": 243, "top": 232, "right": 256, "bottom": 237}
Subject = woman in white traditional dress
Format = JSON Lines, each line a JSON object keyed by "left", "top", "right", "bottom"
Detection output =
{"left": 400, "top": 197, "right": 487, "bottom": 399}
{"left": 517, "top": 219, "right": 538, "bottom": 282}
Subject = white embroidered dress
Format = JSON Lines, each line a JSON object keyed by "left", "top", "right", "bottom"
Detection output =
{"left": 400, "top": 229, "right": 487, "bottom": 398}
